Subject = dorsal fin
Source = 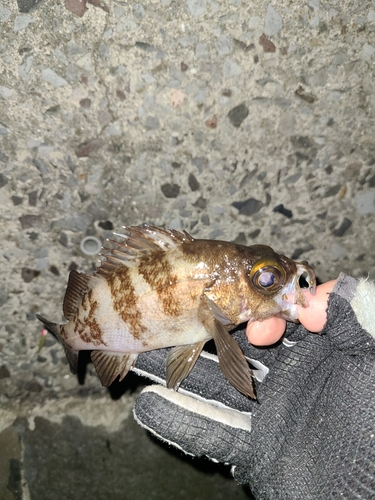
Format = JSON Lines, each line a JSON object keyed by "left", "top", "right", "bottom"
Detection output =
{"left": 63, "top": 270, "right": 93, "bottom": 320}
{"left": 96, "top": 225, "right": 194, "bottom": 278}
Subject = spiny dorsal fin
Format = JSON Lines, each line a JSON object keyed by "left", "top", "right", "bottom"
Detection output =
{"left": 63, "top": 270, "right": 93, "bottom": 321}
{"left": 91, "top": 351, "right": 138, "bottom": 387}
{"left": 96, "top": 225, "right": 194, "bottom": 278}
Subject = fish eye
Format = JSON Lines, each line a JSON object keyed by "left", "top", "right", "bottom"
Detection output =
{"left": 258, "top": 271, "right": 276, "bottom": 287}
{"left": 250, "top": 263, "right": 285, "bottom": 293}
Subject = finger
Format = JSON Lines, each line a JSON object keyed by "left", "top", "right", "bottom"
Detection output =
{"left": 246, "top": 317, "right": 286, "bottom": 346}
{"left": 297, "top": 280, "right": 337, "bottom": 332}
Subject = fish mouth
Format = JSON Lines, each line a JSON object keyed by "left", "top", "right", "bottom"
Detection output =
{"left": 295, "top": 261, "right": 316, "bottom": 296}
{"left": 277, "top": 261, "right": 317, "bottom": 321}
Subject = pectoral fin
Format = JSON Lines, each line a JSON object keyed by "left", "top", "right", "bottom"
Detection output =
{"left": 166, "top": 342, "right": 206, "bottom": 390}
{"left": 91, "top": 351, "right": 138, "bottom": 387}
{"left": 204, "top": 317, "right": 256, "bottom": 400}
{"left": 204, "top": 296, "right": 234, "bottom": 327}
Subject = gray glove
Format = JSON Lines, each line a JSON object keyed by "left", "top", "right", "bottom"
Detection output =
{"left": 133, "top": 274, "right": 375, "bottom": 499}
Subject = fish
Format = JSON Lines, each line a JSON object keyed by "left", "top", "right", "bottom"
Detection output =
{"left": 36, "top": 225, "right": 316, "bottom": 399}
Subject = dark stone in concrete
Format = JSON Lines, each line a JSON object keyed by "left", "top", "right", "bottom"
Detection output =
{"left": 332, "top": 217, "right": 352, "bottom": 237}
{"left": 0, "top": 365, "right": 10, "bottom": 379}
{"left": 75, "top": 139, "right": 104, "bottom": 158}
{"left": 17, "top": 0, "right": 42, "bottom": 13}
{"left": 11, "top": 196, "right": 23, "bottom": 206}
{"left": 21, "top": 268, "right": 40, "bottom": 283}
{"left": 98, "top": 220, "right": 114, "bottom": 230}
{"left": 28, "top": 191, "right": 38, "bottom": 206}
{"left": 161, "top": 183, "right": 180, "bottom": 198}
{"left": 194, "top": 197, "right": 206, "bottom": 209}
{"left": 188, "top": 173, "right": 200, "bottom": 192}
{"left": 248, "top": 229, "right": 260, "bottom": 239}
{"left": 232, "top": 198, "right": 263, "bottom": 216}
{"left": 0, "top": 173, "right": 8, "bottom": 188}
{"left": 227, "top": 104, "right": 249, "bottom": 128}
{"left": 19, "top": 215, "right": 43, "bottom": 229}
{"left": 273, "top": 204, "right": 293, "bottom": 218}
{"left": 324, "top": 185, "right": 341, "bottom": 197}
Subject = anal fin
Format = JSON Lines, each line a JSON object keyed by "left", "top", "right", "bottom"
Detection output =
{"left": 91, "top": 351, "right": 138, "bottom": 387}
{"left": 166, "top": 341, "right": 206, "bottom": 390}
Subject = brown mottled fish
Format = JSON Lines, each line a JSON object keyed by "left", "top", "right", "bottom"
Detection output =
{"left": 37, "top": 225, "right": 316, "bottom": 399}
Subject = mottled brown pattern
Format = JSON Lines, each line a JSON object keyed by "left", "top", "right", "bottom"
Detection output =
{"left": 74, "top": 291, "right": 105, "bottom": 346}
{"left": 105, "top": 266, "right": 146, "bottom": 339}
{"left": 138, "top": 249, "right": 182, "bottom": 318}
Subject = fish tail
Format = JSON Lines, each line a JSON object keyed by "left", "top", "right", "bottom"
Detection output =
{"left": 36, "top": 314, "right": 79, "bottom": 374}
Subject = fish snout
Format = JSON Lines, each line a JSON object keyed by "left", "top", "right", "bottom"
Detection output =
{"left": 295, "top": 261, "right": 316, "bottom": 296}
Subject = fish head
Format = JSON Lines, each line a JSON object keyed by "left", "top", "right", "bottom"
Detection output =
{"left": 241, "top": 247, "right": 316, "bottom": 322}
{"left": 202, "top": 243, "right": 316, "bottom": 326}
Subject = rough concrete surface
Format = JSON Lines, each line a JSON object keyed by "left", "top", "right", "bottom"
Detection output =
{"left": 0, "top": 0, "right": 374, "bottom": 498}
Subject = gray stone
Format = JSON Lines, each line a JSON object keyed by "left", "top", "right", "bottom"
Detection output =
{"left": 0, "top": 86, "right": 14, "bottom": 99}
{"left": 274, "top": 97, "right": 291, "bottom": 108}
{"left": 216, "top": 35, "right": 233, "bottom": 56}
{"left": 355, "top": 190, "right": 375, "bottom": 215}
{"left": 145, "top": 116, "right": 160, "bottom": 130}
{"left": 186, "top": 0, "right": 206, "bottom": 17}
{"left": 42, "top": 69, "right": 68, "bottom": 87}
{"left": 223, "top": 59, "right": 242, "bottom": 78}
{"left": 14, "top": 14, "right": 34, "bottom": 32}
{"left": 0, "top": 2, "right": 11, "bottom": 21}
{"left": 115, "top": 17, "right": 139, "bottom": 32}
{"left": 310, "top": 66, "right": 328, "bottom": 86}
{"left": 19, "top": 55, "right": 34, "bottom": 81}
{"left": 196, "top": 42, "right": 209, "bottom": 59}
{"left": 277, "top": 111, "right": 295, "bottom": 136}
{"left": 331, "top": 243, "right": 347, "bottom": 260}
{"left": 133, "top": 4, "right": 145, "bottom": 18}
{"left": 264, "top": 4, "right": 283, "bottom": 36}
{"left": 360, "top": 43, "right": 375, "bottom": 61}
{"left": 105, "top": 121, "right": 122, "bottom": 136}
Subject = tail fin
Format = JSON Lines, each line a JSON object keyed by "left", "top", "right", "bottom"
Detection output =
{"left": 36, "top": 314, "right": 79, "bottom": 374}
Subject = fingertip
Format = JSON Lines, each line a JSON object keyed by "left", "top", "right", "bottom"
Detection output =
{"left": 298, "top": 279, "right": 337, "bottom": 332}
{"left": 246, "top": 317, "right": 286, "bottom": 346}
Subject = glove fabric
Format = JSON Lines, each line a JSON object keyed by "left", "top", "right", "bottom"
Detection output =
{"left": 133, "top": 275, "right": 375, "bottom": 499}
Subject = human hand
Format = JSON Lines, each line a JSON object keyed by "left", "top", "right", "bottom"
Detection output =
{"left": 133, "top": 275, "right": 375, "bottom": 499}
{"left": 246, "top": 279, "right": 338, "bottom": 346}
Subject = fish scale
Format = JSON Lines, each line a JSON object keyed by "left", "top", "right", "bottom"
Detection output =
{"left": 37, "top": 225, "right": 316, "bottom": 400}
